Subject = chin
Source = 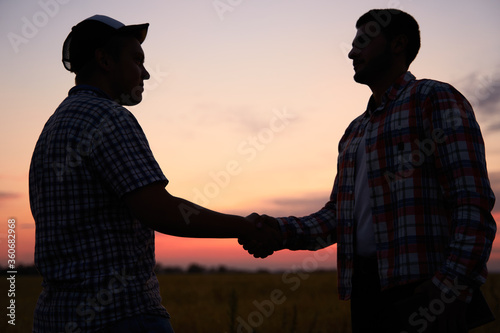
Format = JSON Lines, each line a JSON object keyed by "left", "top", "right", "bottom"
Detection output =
{"left": 132, "top": 95, "right": 143, "bottom": 105}
{"left": 119, "top": 91, "right": 143, "bottom": 106}
{"left": 353, "top": 72, "right": 368, "bottom": 84}
{"left": 353, "top": 68, "right": 377, "bottom": 85}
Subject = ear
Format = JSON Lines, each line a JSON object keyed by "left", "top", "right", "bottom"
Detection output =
{"left": 94, "top": 48, "right": 114, "bottom": 72}
{"left": 391, "top": 34, "right": 408, "bottom": 56}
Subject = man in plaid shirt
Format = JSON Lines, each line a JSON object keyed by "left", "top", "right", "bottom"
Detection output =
{"left": 29, "top": 15, "right": 279, "bottom": 333}
{"left": 240, "top": 9, "right": 496, "bottom": 333}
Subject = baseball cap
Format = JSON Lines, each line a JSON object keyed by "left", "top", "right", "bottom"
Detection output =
{"left": 62, "top": 15, "right": 149, "bottom": 72}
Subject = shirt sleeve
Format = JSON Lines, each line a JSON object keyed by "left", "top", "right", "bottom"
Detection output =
{"left": 426, "top": 83, "right": 497, "bottom": 300}
{"left": 90, "top": 105, "right": 168, "bottom": 198}
{"left": 276, "top": 177, "right": 338, "bottom": 250}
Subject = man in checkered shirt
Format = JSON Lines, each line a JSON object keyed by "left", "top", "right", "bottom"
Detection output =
{"left": 29, "top": 15, "right": 279, "bottom": 333}
{"left": 240, "top": 9, "right": 496, "bottom": 333}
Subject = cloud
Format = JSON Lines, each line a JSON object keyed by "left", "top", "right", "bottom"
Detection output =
{"left": 178, "top": 103, "right": 303, "bottom": 136}
{"left": 454, "top": 67, "right": 500, "bottom": 108}
{"left": 476, "top": 89, "right": 500, "bottom": 111}
{"left": 0, "top": 192, "right": 22, "bottom": 207}
{"left": 201, "top": 104, "right": 268, "bottom": 133}
{"left": 452, "top": 66, "right": 500, "bottom": 132}
{"left": 488, "top": 171, "right": 500, "bottom": 214}
{"left": 225, "top": 192, "right": 330, "bottom": 218}
{"left": 0, "top": 192, "right": 21, "bottom": 200}
{"left": 483, "top": 121, "right": 500, "bottom": 133}
{"left": 260, "top": 192, "right": 330, "bottom": 217}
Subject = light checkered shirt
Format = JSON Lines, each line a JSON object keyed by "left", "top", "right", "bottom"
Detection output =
{"left": 277, "top": 72, "right": 496, "bottom": 301}
{"left": 29, "top": 85, "right": 169, "bottom": 332}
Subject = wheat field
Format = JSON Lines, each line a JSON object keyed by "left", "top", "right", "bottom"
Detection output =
{"left": 1, "top": 272, "right": 499, "bottom": 332}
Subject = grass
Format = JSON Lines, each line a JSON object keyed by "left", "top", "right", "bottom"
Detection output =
{"left": 159, "top": 271, "right": 350, "bottom": 333}
{"left": 1, "top": 272, "right": 499, "bottom": 332}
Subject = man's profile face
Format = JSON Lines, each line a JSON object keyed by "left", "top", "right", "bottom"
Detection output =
{"left": 108, "top": 36, "right": 150, "bottom": 106}
{"left": 348, "top": 23, "right": 393, "bottom": 86}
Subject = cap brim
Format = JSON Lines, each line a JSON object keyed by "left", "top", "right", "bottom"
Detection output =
{"left": 119, "top": 23, "right": 149, "bottom": 44}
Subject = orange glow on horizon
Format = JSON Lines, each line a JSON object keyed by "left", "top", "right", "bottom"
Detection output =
{"left": 1, "top": 209, "right": 499, "bottom": 272}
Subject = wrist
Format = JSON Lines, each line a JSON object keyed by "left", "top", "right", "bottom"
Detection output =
{"left": 237, "top": 215, "right": 255, "bottom": 239}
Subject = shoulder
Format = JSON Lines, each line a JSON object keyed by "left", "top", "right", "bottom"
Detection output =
{"left": 64, "top": 91, "right": 123, "bottom": 114}
{"left": 410, "top": 77, "right": 466, "bottom": 101}
{"left": 58, "top": 92, "right": 137, "bottom": 128}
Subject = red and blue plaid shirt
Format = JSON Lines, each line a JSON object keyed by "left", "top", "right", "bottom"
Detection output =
{"left": 277, "top": 72, "right": 496, "bottom": 301}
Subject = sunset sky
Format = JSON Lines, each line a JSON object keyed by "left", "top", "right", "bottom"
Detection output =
{"left": 1, "top": 0, "right": 500, "bottom": 272}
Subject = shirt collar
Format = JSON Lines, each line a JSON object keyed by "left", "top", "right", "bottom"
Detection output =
{"left": 386, "top": 71, "right": 415, "bottom": 101}
{"left": 68, "top": 84, "right": 113, "bottom": 100}
{"left": 366, "top": 71, "right": 416, "bottom": 115}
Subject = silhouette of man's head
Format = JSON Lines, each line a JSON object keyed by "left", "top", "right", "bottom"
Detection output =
{"left": 355, "top": 9, "right": 420, "bottom": 67}
{"left": 63, "top": 15, "right": 148, "bottom": 74}
{"left": 62, "top": 15, "right": 150, "bottom": 105}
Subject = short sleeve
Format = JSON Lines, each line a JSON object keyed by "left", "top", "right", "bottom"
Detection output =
{"left": 90, "top": 105, "right": 168, "bottom": 198}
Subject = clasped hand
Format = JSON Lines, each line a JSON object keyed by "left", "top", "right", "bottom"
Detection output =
{"left": 239, "top": 213, "right": 282, "bottom": 259}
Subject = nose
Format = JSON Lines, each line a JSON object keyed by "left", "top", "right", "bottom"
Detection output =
{"left": 142, "top": 65, "right": 150, "bottom": 80}
{"left": 348, "top": 46, "right": 359, "bottom": 60}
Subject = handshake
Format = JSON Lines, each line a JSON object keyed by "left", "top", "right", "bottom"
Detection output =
{"left": 239, "top": 213, "right": 283, "bottom": 259}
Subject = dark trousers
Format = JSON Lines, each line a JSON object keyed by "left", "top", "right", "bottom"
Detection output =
{"left": 350, "top": 255, "right": 423, "bottom": 333}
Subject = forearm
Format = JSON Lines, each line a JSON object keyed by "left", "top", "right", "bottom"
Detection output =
{"left": 277, "top": 200, "right": 337, "bottom": 250}
{"left": 124, "top": 183, "right": 252, "bottom": 238}
{"left": 154, "top": 195, "right": 251, "bottom": 238}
